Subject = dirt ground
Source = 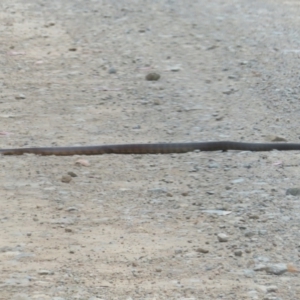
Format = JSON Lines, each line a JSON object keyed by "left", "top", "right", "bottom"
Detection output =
{"left": 2, "top": 0, "right": 300, "bottom": 299}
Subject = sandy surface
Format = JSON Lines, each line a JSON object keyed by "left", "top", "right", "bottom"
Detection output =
{"left": 1, "top": 0, "right": 300, "bottom": 299}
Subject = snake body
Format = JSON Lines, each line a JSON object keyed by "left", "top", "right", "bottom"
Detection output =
{"left": 1, "top": 141, "right": 300, "bottom": 156}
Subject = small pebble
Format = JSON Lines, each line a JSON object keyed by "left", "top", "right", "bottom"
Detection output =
{"left": 206, "top": 45, "right": 218, "bottom": 50}
{"left": 132, "top": 125, "right": 141, "bottom": 129}
{"left": 249, "top": 214, "right": 259, "bottom": 219}
{"left": 195, "top": 247, "right": 209, "bottom": 253}
{"left": 269, "top": 135, "right": 287, "bottom": 142}
{"left": 234, "top": 249, "right": 242, "bottom": 257}
{"left": 208, "top": 163, "right": 219, "bottom": 168}
{"left": 266, "top": 263, "right": 288, "bottom": 275}
{"left": 66, "top": 207, "right": 78, "bottom": 212}
{"left": 108, "top": 67, "right": 117, "bottom": 74}
{"left": 240, "top": 60, "right": 249, "bottom": 65}
{"left": 67, "top": 171, "right": 77, "bottom": 177}
{"left": 222, "top": 88, "right": 237, "bottom": 95}
{"left": 266, "top": 285, "right": 278, "bottom": 293}
{"left": 146, "top": 73, "right": 160, "bottom": 81}
{"left": 168, "top": 65, "right": 181, "bottom": 71}
{"left": 61, "top": 175, "right": 72, "bottom": 183}
{"left": 38, "top": 270, "right": 53, "bottom": 275}
{"left": 15, "top": 94, "right": 26, "bottom": 100}
{"left": 75, "top": 159, "right": 90, "bottom": 167}
{"left": 45, "top": 22, "right": 55, "bottom": 27}
{"left": 254, "top": 264, "right": 267, "bottom": 271}
{"left": 245, "top": 231, "right": 255, "bottom": 238}
{"left": 174, "top": 249, "right": 182, "bottom": 254}
{"left": 286, "top": 188, "right": 300, "bottom": 196}
{"left": 231, "top": 178, "right": 244, "bottom": 184}
{"left": 217, "top": 233, "right": 228, "bottom": 242}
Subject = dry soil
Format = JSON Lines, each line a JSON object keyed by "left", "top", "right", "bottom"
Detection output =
{"left": 1, "top": 0, "right": 300, "bottom": 299}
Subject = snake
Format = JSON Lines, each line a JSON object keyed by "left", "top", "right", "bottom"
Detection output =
{"left": 0, "top": 141, "right": 300, "bottom": 156}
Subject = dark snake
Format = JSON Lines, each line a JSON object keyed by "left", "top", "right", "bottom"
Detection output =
{"left": 1, "top": 141, "right": 300, "bottom": 156}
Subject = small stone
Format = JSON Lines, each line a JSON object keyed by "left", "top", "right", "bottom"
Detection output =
{"left": 249, "top": 214, "right": 259, "bottom": 219}
{"left": 286, "top": 188, "right": 300, "bottom": 196}
{"left": 61, "top": 175, "right": 72, "bottom": 183}
{"left": 266, "top": 263, "right": 288, "bottom": 275}
{"left": 108, "top": 67, "right": 117, "bottom": 74}
{"left": 266, "top": 285, "right": 278, "bottom": 293}
{"left": 15, "top": 94, "right": 26, "bottom": 100}
{"left": 66, "top": 207, "right": 78, "bottom": 212}
{"left": 75, "top": 159, "right": 90, "bottom": 167}
{"left": 269, "top": 135, "right": 287, "bottom": 142}
{"left": 245, "top": 231, "right": 255, "bottom": 238}
{"left": 168, "top": 64, "right": 181, "bottom": 71}
{"left": 38, "top": 270, "right": 53, "bottom": 275}
{"left": 67, "top": 171, "right": 77, "bottom": 177}
{"left": 45, "top": 22, "right": 55, "bottom": 27}
{"left": 65, "top": 228, "right": 72, "bottom": 232}
{"left": 26, "top": 232, "right": 32, "bottom": 237}
{"left": 196, "top": 247, "right": 209, "bottom": 253}
{"left": 217, "top": 233, "right": 228, "bottom": 242}
{"left": 254, "top": 264, "right": 267, "bottom": 271}
{"left": 155, "top": 268, "right": 162, "bottom": 272}
{"left": 240, "top": 60, "right": 249, "bottom": 65}
{"left": 255, "top": 256, "right": 270, "bottom": 263}
{"left": 206, "top": 45, "right": 218, "bottom": 50}
{"left": 231, "top": 178, "right": 244, "bottom": 183}
{"left": 208, "top": 163, "right": 219, "bottom": 168}
{"left": 132, "top": 125, "right": 141, "bottom": 129}
{"left": 234, "top": 249, "right": 242, "bottom": 257}
{"left": 222, "top": 88, "right": 237, "bottom": 95}
{"left": 174, "top": 249, "right": 182, "bottom": 254}
{"left": 146, "top": 73, "right": 160, "bottom": 81}
{"left": 68, "top": 47, "right": 77, "bottom": 51}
